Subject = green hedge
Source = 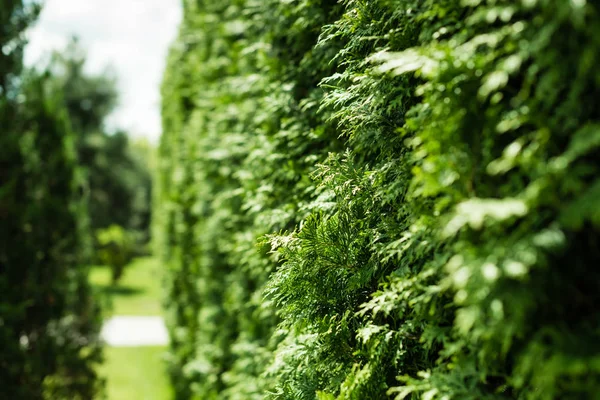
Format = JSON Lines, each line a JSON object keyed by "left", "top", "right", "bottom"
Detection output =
{"left": 0, "top": 3, "right": 102, "bottom": 398}
{"left": 157, "top": 0, "right": 600, "bottom": 399}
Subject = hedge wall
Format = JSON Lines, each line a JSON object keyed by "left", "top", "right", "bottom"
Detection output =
{"left": 0, "top": 3, "right": 102, "bottom": 398}
{"left": 157, "top": 1, "right": 600, "bottom": 399}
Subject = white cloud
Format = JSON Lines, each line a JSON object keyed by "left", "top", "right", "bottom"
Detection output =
{"left": 25, "top": 0, "right": 182, "bottom": 142}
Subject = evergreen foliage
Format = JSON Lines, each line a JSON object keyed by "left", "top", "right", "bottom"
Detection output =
{"left": 157, "top": 0, "right": 600, "bottom": 399}
{"left": 0, "top": 3, "right": 102, "bottom": 397}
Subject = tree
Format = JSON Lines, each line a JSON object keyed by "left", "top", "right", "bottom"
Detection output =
{"left": 46, "top": 38, "right": 153, "bottom": 253}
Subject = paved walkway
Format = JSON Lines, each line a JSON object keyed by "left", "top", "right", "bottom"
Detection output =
{"left": 101, "top": 316, "right": 168, "bottom": 347}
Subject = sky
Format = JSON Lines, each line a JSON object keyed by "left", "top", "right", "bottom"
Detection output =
{"left": 25, "top": 0, "right": 182, "bottom": 142}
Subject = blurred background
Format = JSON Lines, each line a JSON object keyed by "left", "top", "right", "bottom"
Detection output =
{"left": 2, "top": 1, "right": 180, "bottom": 398}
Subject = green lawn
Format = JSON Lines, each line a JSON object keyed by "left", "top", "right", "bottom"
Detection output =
{"left": 90, "top": 257, "right": 164, "bottom": 316}
{"left": 91, "top": 257, "right": 172, "bottom": 400}
{"left": 99, "top": 346, "right": 172, "bottom": 400}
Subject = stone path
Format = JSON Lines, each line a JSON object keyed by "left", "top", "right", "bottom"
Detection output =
{"left": 101, "top": 316, "right": 168, "bottom": 347}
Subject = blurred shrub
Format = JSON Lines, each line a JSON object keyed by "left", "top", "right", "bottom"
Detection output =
{"left": 96, "top": 225, "right": 136, "bottom": 284}
{"left": 157, "top": 0, "right": 600, "bottom": 399}
{"left": 0, "top": 2, "right": 102, "bottom": 397}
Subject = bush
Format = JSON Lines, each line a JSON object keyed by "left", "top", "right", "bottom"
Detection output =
{"left": 157, "top": 0, "right": 600, "bottom": 399}
{"left": 96, "top": 225, "right": 136, "bottom": 284}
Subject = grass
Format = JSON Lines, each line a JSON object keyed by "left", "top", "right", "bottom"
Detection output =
{"left": 91, "top": 256, "right": 172, "bottom": 400}
{"left": 90, "top": 257, "right": 164, "bottom": 316}
{"left": 99, "top": 346, "right": 172, "bottom": 400}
